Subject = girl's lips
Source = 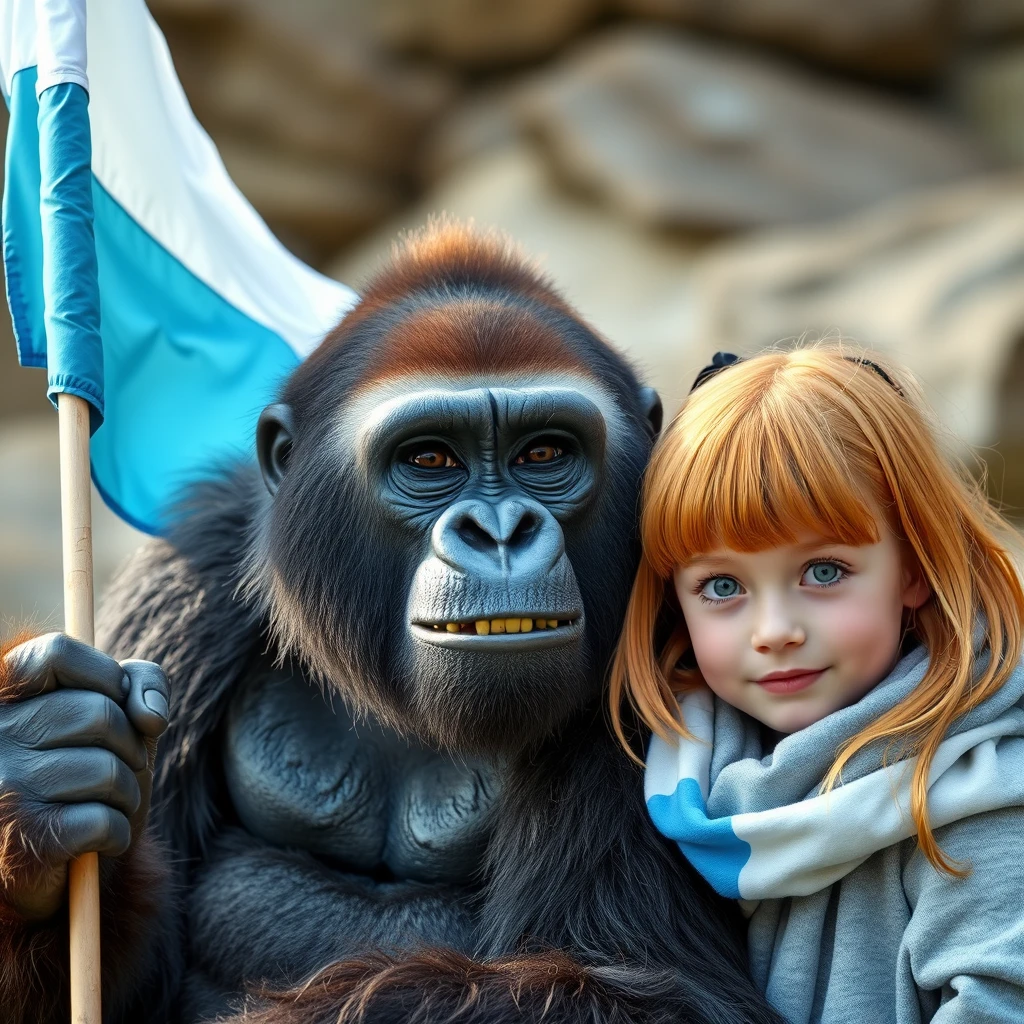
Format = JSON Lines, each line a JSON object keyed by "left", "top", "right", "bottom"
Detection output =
{"left": 755, "top": 669, "right": 825, "bottom": 694}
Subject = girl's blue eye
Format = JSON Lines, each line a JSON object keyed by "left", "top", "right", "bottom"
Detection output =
{"left": 803, "top": 562, "right": 844, "bottom": 587}
{"left": 700, "top": 576, "right": 743, "bottom": 601}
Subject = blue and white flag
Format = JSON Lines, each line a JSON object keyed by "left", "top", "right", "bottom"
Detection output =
{"left": 2, "top": 0, "right": 358, "bottom": 534}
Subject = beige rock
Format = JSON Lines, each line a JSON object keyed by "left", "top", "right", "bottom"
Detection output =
{"left": 693, "top": 174, "right": 1024, "bottom": 458}
{"left": 519, "top": 28, "right": 987, "bottom": 231}
{"left": 215, "top": 136, "right": 402, "bottom": 261}
{"left": 374, "top": 0, "right": 605, "bottom": 67}
{"left": 180, "top": 18, "right": 454, "bottom": 177}
{"left": 151, "top": 0, "right": 455, "bottom": 256}
{"left": 0, "top": 418, "right": 146, "bottom": 633}
{"left": 423, "top": 86, "right": 526, "bottom": 183}
{"left": 954, "top": 46, "right": 1024, "bottom": 164}
{"left": 327, "top": 141, "right": 709, "bottom": 414}
{"left": 617, "top": 0, "right": 951, "bottom": 78}
{"left": 959, "top": 0, "right": 1024, "bottom": 38}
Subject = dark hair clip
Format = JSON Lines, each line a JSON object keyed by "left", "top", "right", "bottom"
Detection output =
{"left": 689, "top": 351, "right": 741, "bottom": 393}
{"left": 688, "top": 350, "right": 903, "bottom": 397}
{"left": 844, "top": 356, "right": 903, "bottom": 396}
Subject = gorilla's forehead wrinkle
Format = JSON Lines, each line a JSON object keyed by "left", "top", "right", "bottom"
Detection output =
{"left": 340, "top": 373, "right": 625, "bottom": 469}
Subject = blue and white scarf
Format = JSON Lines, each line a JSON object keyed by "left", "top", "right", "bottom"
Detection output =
{"left": 645, "top": 641, "right": 1024, "bottom": 902}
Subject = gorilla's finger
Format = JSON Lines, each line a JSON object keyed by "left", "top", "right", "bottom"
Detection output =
{"left": 1, "top": 633, "right": 127, "bottom": 703}
{"left": 7, "top": 689, "right": 147, "bottom": 772}
{"left": 24, "top": 747, "right": 142, "bottom": 818}
{"left": 120, "top": 660, "right": 170, "bottom": 738}
{"left": 52, "top": 802, "right": 133, "bottom": 859}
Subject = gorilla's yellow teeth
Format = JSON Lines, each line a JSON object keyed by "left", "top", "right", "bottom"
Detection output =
{"left": 535, "top": 619, "right": 546, "bottom": 630}
{"left": 521, "top": 618, "right": 533, "bottom": 632}
{"left": 547, "top": 619, "right": 558, "bottom": 628}
{"left": 475, "top": 620, "right": 490, "bottom": 636}
{"left": 446, "top": 622, "right": 460, "bottom": 633}
{"left": 491, "top": 619, "right": 506, "bottom": 633}
{"left": 505, "top": 618, "right": 521, "bottom": 633}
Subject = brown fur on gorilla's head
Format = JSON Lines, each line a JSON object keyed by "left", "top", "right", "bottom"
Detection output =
{"left": 310, "top": 219, "right": 598, "bottom": 392}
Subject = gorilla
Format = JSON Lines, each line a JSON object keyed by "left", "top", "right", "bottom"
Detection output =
{"left": 0, "top": 224, "right": 780, "bottom": 1024}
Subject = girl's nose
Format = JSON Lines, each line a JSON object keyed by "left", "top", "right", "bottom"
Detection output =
{"left": 750, "top": 601, "right": 806, "bottom": 653}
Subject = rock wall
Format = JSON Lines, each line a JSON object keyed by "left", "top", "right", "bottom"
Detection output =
{"left": 2, "top": 0, "right": 1023, "bottom": 625}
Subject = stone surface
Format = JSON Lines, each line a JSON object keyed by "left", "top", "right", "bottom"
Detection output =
{"left": 954, "top": 46, "right": 1024, "bottom": 164}
{"left": 0, "top": 418, "right": 146, "bottom": 635}
{"left": 959, "top": 0, "right": 1024, "bottom": 38}
{"left": 374, "top": 0, "right": 604, "bottom": 67}
{"left": 152, "top": 0, "right": 456, "bottom": 258}
{"left": 692, "top": 173, "right": 1024, "bottom": 466}
{"left": 327, "top": 140, "right": 709, "bottom": 414}
{"left": 517, "top": 28, "right": 988, "bottom": 232}
{"left": 214, "top": 136, "right": 403, "bottom": 262}
{"left": 617, "top": 0, "right": 952, "bottom": 78}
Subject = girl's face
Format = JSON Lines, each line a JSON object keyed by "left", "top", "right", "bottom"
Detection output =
{"left": 673, "top": 522, "right": 930, "bottom": 734}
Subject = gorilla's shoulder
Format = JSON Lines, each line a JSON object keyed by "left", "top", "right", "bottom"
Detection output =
{"left": 98, "top": 464, "right": 264, "bottom": 670}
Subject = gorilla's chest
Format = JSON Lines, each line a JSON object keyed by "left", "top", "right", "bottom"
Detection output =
{"left": 223, "top": 668, "right": 498, "bottom": 884}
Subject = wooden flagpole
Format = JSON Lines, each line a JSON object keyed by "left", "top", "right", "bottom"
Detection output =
{"left": 57, "top": 392, "right": 102, "bottom": 1023}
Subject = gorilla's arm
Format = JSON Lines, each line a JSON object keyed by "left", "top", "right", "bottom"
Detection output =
{"left": 237, "top": 711, "right": 780, "bottom": 1024}
{"left": 90, "top": 475, "right": 268, "bottom": 1020}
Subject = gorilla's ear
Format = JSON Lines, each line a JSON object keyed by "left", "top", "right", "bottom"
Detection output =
{"left": 257, "top": 404, "right": 295, "bottom": 497}
{"left": 639, "top": 387, "right": 663, "bottom": 439}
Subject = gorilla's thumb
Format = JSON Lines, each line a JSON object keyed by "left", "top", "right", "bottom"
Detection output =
{"left": 121, "top": 659, "right": 170, "bottom": 738}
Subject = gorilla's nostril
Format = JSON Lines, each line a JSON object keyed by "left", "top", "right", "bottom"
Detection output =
{"left": 456, "top": 518, "right": 495, "bottom": 552}
{"left": 509, "top": 515, "right": 539, "bottom": 549}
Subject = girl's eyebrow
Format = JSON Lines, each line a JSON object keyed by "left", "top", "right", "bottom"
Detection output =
{"left": 681, "top": 554, "right": 738, "bottom": 570}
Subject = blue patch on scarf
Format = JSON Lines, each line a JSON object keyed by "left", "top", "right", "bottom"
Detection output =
{"left": 648, "top": 778, "right": 751, "bottom": 899}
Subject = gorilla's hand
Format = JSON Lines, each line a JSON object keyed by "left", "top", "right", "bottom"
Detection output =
{"left": 0, "top": 633, "right": 169, "bottom": 921}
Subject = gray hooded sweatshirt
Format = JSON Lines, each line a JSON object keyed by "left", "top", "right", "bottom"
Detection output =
{"left": 645, "top": 641, "right": 1024, "bottom": 1023}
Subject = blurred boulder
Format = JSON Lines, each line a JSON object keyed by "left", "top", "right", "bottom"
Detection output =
{"left": 373, "top": 0, "right": 605, "bottom": 68}
{"left": 513, "top": 28, "right": 988, "bottom": 232}
{"left": 959, "top": 0, "right": 1024, "bottom": 38}
{"left": 151, "top": 0, "right": 456, "bottom": 261}
{"left": 617, "top": 0, "right": 952, "bottom": 79}
{"left": 327, "top": 140, "right": 708, "bottom": 412}
{"left": 693, "top": 174, "right": 1024, "bottom": 456}
{"left": 954, "top": 45, "right": 1024, "bottom": 164}
{"left": 0, "top": 419, "right": 145, "bottom": 632}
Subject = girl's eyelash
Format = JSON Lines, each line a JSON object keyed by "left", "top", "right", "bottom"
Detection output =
{"left": 692, "top": 574, "right": 741, "bottom": 606}
{"left": 801, "top": 558, "right": 853, "bottom": 589}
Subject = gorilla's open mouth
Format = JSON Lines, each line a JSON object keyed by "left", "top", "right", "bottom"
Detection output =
{"left": 410, "top": 614, "right": 582, "bottom": 650}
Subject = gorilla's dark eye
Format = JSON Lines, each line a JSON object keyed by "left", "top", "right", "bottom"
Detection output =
{"left": 513, "top": 442, "right": 564, "bottom": 466}
{"left": 408, "top": 447, "right": 462, "bottom": 470}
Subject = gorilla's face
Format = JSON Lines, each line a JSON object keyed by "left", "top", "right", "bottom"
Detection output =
{"left": 255, "top": 370, "right": 655, "bottom": 755}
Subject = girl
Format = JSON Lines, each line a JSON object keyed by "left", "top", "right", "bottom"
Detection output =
{"left": 609, "top": 345, "right": 1024, "bottom": 1023}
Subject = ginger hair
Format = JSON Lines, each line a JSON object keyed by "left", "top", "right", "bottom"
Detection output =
{"left": 609, "top": 344, "right": 1024, "bottom": 876}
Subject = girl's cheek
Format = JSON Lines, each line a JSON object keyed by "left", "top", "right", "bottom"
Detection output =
{"left": 821, "top": 594, "right": 903, "bottom": 673}
{"left": 686, "top": 610, "right": 743, "bottom": 683}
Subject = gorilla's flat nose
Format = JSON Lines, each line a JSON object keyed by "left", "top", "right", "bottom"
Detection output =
{"left": 431, "top": 498, "right": 564, "bottom": 577}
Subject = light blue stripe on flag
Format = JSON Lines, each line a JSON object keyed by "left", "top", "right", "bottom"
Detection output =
{"left": 5, "top": 69, "right": 102, "bottom": 428}
{"left": 89, "top": 179, "right": 300, "bottom": 534}
{"left": 37, "top": 76, "right": 102, "bottom": 429}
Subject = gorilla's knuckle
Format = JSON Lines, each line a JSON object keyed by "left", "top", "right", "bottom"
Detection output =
{"left": 43, "top": 632, "right": 71, "bottom": 665}
{"left": 85, "top": 806, "right": 127, "bottom": 849}
{"left": 97, "top": 751, "right": 122, "bottom": 805}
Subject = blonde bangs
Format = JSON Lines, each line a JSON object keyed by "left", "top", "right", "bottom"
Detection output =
{"left": 641, "top": 363, "right": 882, "bottom": 576}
